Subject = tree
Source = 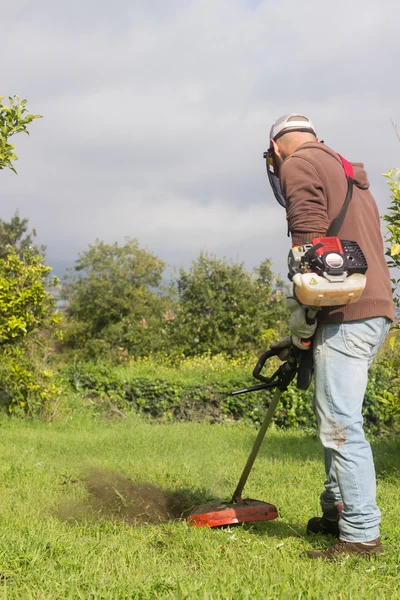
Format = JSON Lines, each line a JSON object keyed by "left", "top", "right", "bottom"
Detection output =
{"left": 0, "top": 95, "right": 56, "bottom": 416}
{"left": 0, "top": 210, "right": 46, "bottom": 259}
{"left": 0, "top": 246, "right": 59, "bottom": 415}
{"left": 0, "top": 96, "right": 41, "bottom": 173}
{"left": 0, "top": 248, "right": 54, "bottom": 344}
{"left": 63, "top": 238, "right": 170, "bottom": 357}
{"left": 382, "top": 168, "right": 400, "bottom": 306}
{"left": 168, "top": 252, "right": 289, "bottom": 356}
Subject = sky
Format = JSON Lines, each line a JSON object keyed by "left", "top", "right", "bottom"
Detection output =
{"left": 1, "top": 0, "right": 399, "bottom": 278}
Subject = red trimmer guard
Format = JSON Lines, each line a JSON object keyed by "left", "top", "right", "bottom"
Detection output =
{"left": 187, "top": 499, "right": 278, "bottom": 527}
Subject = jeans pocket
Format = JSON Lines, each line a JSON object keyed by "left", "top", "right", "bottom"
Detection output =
{"left": 378, "top": 318, "right": 391, "bottom": 346}
{"left": 341, "top": 319, "right": 383, "bottom": 359}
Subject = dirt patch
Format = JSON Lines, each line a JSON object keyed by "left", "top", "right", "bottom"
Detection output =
{"left": 332, "top": 423, "right": 347, "bottom": 448}
{"left": 58, "top": 469, "right": 214, "bottom": 526}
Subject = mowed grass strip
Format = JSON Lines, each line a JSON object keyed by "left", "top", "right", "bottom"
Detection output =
{"left": 0, "top": 415, "right": 400, "bottom": 599}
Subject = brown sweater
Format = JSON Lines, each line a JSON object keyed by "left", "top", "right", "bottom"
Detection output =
{"left": 280, "top": 142, "right": 395, "bottom": 323}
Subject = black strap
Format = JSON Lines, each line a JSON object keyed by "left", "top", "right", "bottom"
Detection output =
{"left": 326, "top": 177, "right": 354, "bottom": 237}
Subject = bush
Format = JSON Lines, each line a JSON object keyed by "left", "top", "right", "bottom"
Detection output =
{"left": 0, "top": 346, "right": 59, "bottom": 418}
{"left": 60, "top": 357, "right": 315, "bottom": 428}
{"left": 364, "top": 337, "right": 400, "bottom": 434}
{"left": 0, "top": 247, "right": 59, "bottom": 416}
{"left": 382, "top": 168, "right": 400, "bottom": 306}
{"left": 59, "top": 346, "right": 400, "bottom": 433}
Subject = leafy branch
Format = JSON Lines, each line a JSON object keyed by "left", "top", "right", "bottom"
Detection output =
{"left": 382, "top": 168, "right": 400, "bottom": 306}
{"left": 0, "top": 95, "right": 42, "bottom": 173}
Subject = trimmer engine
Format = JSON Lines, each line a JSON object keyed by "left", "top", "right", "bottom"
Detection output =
{"left": 288, "top": 237, "right": 368, "bottom": 307}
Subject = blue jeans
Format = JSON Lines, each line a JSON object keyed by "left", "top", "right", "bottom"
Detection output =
{"left": 313, "top": 316, "right": 390, "bottom": 542}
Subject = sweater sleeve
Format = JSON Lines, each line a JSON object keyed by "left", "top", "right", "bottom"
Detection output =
{"left": 280, "top": 156, "right": 330, "bottom": 245}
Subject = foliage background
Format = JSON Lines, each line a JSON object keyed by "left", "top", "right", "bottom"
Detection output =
{"left": 1, "top": 94, "right": 400, "bottom": 432}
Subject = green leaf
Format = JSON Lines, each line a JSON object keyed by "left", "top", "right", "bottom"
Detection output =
{"left": 0, "top": 96, "right": 42, "bottom": 173}
{"left": 391, "top": 243, "right": 400, "bottom": 257}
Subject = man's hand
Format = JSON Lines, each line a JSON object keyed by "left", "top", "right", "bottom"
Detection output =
{"left": 287, "top": 297, "right": 317, "bottom": 350}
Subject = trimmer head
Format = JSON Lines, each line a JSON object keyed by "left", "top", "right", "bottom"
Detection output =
{"left": 187, "top": 499, "right": 278, "bottom": 527}
{"left": 186, "top": 349, "right": 308, "bottom": 531}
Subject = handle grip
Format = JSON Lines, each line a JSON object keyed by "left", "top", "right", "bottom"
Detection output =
{"left": 305, "top": 307, "right": 319, "bottom": 325}
{"left": 300, "top": 307, "right": 319, "bottom": 347}
{"left": 252, "top": 348, "right": 282, "bottom": 383}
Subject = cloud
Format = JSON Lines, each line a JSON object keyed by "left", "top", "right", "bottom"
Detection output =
{"left": 0, "top": 0, "right": 399, "bottom": 277}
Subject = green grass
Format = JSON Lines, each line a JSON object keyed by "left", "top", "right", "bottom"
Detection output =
{"left": 0, "top": 415, "right": 400, "bottom": 599}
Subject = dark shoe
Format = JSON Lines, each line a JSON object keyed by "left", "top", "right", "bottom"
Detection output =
{"left": 307, "top": 537, "right": 384, "bottom": 560}
{"left": 307, "top": 503, "right": 344, "bottom": 537}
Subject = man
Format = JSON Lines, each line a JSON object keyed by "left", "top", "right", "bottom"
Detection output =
{"left": 268, "top": 114, "right": 394, "bottom": 559}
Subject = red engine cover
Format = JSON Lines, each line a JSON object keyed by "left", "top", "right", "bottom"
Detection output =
{"left": 312, "top": 237, "right": 343, "bottom": 256}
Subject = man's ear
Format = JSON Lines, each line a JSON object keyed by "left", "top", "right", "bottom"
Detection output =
{"left": 271, "top": 139, "right": 283, "bottom": 167}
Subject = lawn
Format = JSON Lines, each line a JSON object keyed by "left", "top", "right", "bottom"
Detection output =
{"left": 0, "top": 414, "right": 400, "bottom": 599}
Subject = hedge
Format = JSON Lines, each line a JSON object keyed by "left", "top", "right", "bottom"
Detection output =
{"left": 59, "top": 351, "right": 400, "bottom": 434}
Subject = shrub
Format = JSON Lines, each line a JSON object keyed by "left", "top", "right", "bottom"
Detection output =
{"left": 382, "top": 168, "right": 400, "bottom": 306}
{"left": 59, "top": 346, "right": 400, "bottom": 433}
{"left": 0, "top": 247, "right": 59, "bottom": 416}
{"left": 59, "top": 358, "right": 315, "bottom": 428}
{"left": 0, "top": 346, "right": 59, "bottom": 418}
{"left": 364, "top": 337, "right": 400, "bottom": 433}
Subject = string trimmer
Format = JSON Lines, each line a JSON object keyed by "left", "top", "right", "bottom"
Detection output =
{"left": 187, "top": 343, "right": 313, "bottom": 527}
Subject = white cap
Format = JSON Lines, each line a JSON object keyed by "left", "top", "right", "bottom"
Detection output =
{"left": 270, "top": 114, "right": 317, "bottom": 142}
